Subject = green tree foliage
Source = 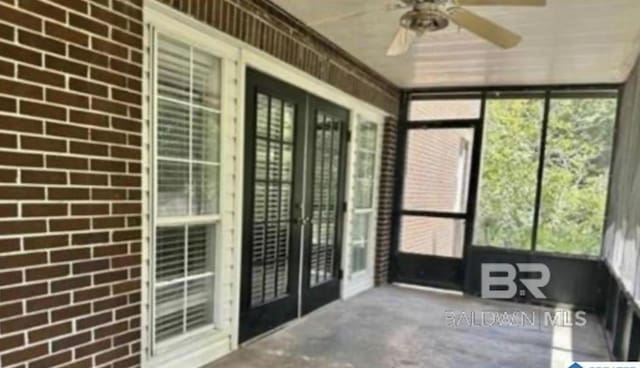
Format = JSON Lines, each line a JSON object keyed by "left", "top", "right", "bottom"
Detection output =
{"left": 474, "top": 98, "right": 616, "bottom": 255}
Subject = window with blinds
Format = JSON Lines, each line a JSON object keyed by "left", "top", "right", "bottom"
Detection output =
{"left": 153, "top": 34, "right": 221, "bottom": 348}
{"left": 350, "top": 119, "right": 378, "bottom": 274}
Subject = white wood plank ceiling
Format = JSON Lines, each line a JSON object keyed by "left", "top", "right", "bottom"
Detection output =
{"left": 271, "top": 0, "right": 640, "bottom": 88}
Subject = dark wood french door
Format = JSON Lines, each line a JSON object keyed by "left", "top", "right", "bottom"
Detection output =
{"left": 240, "top": 69, "right": 348, "bottom": 342}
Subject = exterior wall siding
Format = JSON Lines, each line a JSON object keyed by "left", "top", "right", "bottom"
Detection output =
{"left": 154, "top": 0, "right": 400, "bottom": 115}
{"left": 0, "top": 1, "right": 143, "bottom": 367}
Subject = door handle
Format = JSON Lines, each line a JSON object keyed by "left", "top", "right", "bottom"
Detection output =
{"left": 301, "top": 216, "right": 312, "bottom": 225}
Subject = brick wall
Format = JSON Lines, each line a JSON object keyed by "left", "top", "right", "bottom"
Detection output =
{"left": 155, "top": 0, "right": 400, "bottom": 115}
{"left": 375, "top": 117, "right": 398, "bottom": 286}
{"left": 0, "top": 1, "right": 143, "bottom": 367}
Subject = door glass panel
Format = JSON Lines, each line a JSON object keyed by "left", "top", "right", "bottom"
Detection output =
{"left": 249, "top": 92, "right": 294, "bottom": 306}
{"left": 399, "top": 216, "right": 465, "bottom": 258}
{"left": 351, "top": 213, "right": 370, "bottom": 273}
{"left": 402, "top": 129, "right": 474, "bottom": 213}
{"left": 310, "top": 113, "right": 342, "bottom": 286}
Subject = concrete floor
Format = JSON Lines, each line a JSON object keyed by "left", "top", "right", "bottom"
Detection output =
{"left": 207, "top": 286, "right": 610, "bottom": 368}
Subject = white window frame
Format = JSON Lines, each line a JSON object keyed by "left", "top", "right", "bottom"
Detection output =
{"left": 143, "top": 5, "right": 240, "bottom": 368}
{"left": 144, "top": 1, "right": 391, "bottom": 364}
{"left": 342, "top": 111, "right": 385, "bottom": 299}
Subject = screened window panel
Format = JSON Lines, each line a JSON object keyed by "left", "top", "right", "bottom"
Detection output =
{"left": 402, "top": 129, "right": 474, "bottom": 213}
{"left": 153, "top": 34, "right": 221, "bottom": 348}
{"left": 400, "top": 216, "right": 465, "bottom": 258}
{"left": 409, "top": 99, "right": 481, "bottom": 121}
{"left": 537, "top": 98, "right": 616, "bottom": 255}
{"left": 473, "top": 99, "right": 544, "bottom": 249}
{"left": 351, "top": 213, "right": 370, "bottom": 273}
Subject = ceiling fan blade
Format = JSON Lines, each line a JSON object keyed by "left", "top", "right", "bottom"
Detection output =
{"left": 309, "top": 1, "right": 408, "bottom": 26}
{"left": 457, "top": 0, "right": 546, "bottom": 6}
{"left": 386, "top": 27, "right": 417, "bottom": 56}
{"left": 448, "top": 8, "right": 522, "bottom": 49}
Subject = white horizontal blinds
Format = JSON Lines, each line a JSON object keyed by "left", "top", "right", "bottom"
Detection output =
{"left": 154, "top": 34, "right": 221, "bottom": 347}
{"left": 250, "top": 94, "right": 294, "bottom": 306}
{"left": 310, "top": 113, "right": 341, "bottom": 286}
{"left": 350, "top": 120, "right": 379, "bottom": 274}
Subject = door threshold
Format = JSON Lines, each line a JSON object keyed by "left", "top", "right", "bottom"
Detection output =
{"left": 393, "top": 282, "right": 464, "bottom": 297}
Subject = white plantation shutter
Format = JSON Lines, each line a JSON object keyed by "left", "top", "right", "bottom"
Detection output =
{"left": 152, "top": 33, "right": 222, "bottom": 348}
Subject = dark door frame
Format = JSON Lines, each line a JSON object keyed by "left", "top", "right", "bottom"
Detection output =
{"left": 240, "top": 69, "right": 350, "bottom": 342}
{"left": 391, "top": 85, "right": 622, "bottom": 309}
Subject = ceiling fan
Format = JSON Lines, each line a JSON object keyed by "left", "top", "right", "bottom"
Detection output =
{"left": 310, "top": 0, "right": 547, "bottom": 56}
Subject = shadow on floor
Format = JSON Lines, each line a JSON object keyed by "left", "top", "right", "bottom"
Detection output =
{"left": 206, "top": 285, "right": 609, "bottom": 368}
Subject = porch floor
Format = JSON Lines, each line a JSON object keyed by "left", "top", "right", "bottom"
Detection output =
{"left": 206, "top": 285, "right": 609, "bottom": 368}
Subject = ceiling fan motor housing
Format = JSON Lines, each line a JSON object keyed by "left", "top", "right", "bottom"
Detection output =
{"left": 400, "top": 9, "right": 450, "bottom": 33}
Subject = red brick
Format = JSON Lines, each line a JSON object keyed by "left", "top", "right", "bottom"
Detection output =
{"left": 52, "top": 331, "right": 91, "bottom": 352}
{"left": 0, "top": 150, "right": 43, "bottom": 167}
{"left": 0, "top": 302, "right": 22, "bottom": 320}
{"left": 0, "top": 96, "right": 16, "bottom": 112}
{"left": 29, "top": 350, "right": 72, "bottom": 368}
{"left": 23, "top": 203, "right": 68, "bottom": 217}
{"left": 0, "top": 186, "right": 44, "bottom": 199}
{"left": 112, "top": 254, "right": 139, "bottom": 268}
{"left": 24, "top": 234, "right": 68, "bottom": 250}
{"left": 47, "top": 121, "right": 88, "bottom": 139}
{"left": 92, "top": 128, "right": 127, "bottom": 144}
{"left": 0, "top": 3, "right": 42, "bottom": 32}
{"left": 0, "top": 282, "right": 48, "bottom": 301}
{"left": 0, "top": 114, "right": 43, "bottom": 133}
{"left": 75, "top": 338, "right": 111, "bottom": 359}
{"left": 76, "top": 311, "right": 112, "bottom": 330}
{"left": 29, "top": 322, "right": 72, "bottom": 343}
{"left": 0, "top": 59, "right": 13, "bottom": 76}
{"left": 112, "top": 202, "right": 140, "bottom": 214}
{"left": 0, "top": 252, "right": 47, "bottom": 269}
{"left": 50, "top": 217, "right": 91, "bottom": 232}
{"left": 47, "top": 89, "right": 90, "bottom": 108}
{"left": 21, "top": 135, "right": 67, "bottom": 152}
{"left": 74, "top": 285, "right": 110, "bottom": 303}
{"left": 95, "top": 345, "right": 129, "bottom": 366}
{"left": 0, "top": 22, "right": 13, "bottom": 41}
{"left": 92, "top": 188, "right": 127, "bottom": 200}
{"left": 46, "top": 54, "right": 88, "bottom": 77}
{"left": 0, "top": 238, "right": 20, "bottom": 253}
{"left": 0, "top": 77, "right": 43, "bottom": 99}
{"left": 70, "top": 109, "right": 109, "bottom": 127}
{"left": 49, "top": 0, "right": 87, "bottom": 13}
{"left": 27, "top": 293, "right": 70, "bottom": 312}
{"left": 73, "top": 259, "right": 109, "bottom": 274}
{"left": 70, "top": 12, "right": 108, "bottom": 36}
{"left": 21, "top": 100, "right": 66, "bottom": 120}
{"left": 0, "top": 342, "right": 48, "bottom": 366}
{"left": 111, "top": 146, "right": 140, "bottom": 159}
{"left": 0, "top": 219, "right": 46, "bottom": 234}
{"left": 112, "top": 280, "right": 138, "bottom": 294}
{"left": 69, "top": 78, "right": 108, "bottom": 98}
{"left": 113, "top": 0, "right": 142, "bottom": 20}
{"left": 115, "top": 304, "right": 138, "bottom": 319}
{"left": 72, "top": 203, "right": 110, "bottom": 216}
{"left": 93, "top": 216, "right": 125, "bottom": 229}
{"left": 94, "top": 269, "right": 127, "bottom": 285}
{"left": 21, "top": 169, "right": 66, "bottom": 184}
{"left": 45, "top": 20, "right": 88, "bottom": 46}
{"left": 51, "top": 247, "right": 90, "bottom": 262}
{"left": 18, "top": 65, "right": 65, "bottom": 87}
{"left": 71, "top": 141, "right": 109, "bottom": 156}
{"left": 0, "top": 168, "right": 17, "bottom": 183}
{"left": 26, "top": 264, "right": 70, "bottom": 281}
{"left": 18, "top": 0, "right": 66, "bottom": 22}
{"left": 0, "top": 132, "right": 17, "bottom": 148}
{"left": 72, "top": 231, "right": 109, "bottom": 245}
{"left": 49, "top": 187, "right": 91, "bottom": 201}
{"left": 0, "top": 333, "right": 24, "bottom": 351}
{"left": 91, "top": 38, "right": 128, "bottom": 60}
{"left": 90, "top": 65, "right": 126, "bottom": 86}
{"left": 51, "top": 303, "right": 91, "bottom": 322}
{"left": 113, "top": 229, "right": 140, "bottom": 242}
{"left": 92, "top": 97, "right": 128, "bottom": 116}
{"left": 0, "top": 270, "right": 22, "bottom": 286}
{"left": 47, "top": 155, "right": 89, "bottom": 170}
{"left": 18, "top": 29, "right": 66, "bottom": 55}
{"left": 0, "top": 203, "right": 17, "bottom": 217}
{"left": 69, "top": 44, "right": 109, "bottom": 67}
{"left": 51, "top": 275, "right": 91, "bottom": 292}
{"left": 110, "top": 58, "right": 141, "bottom": 77}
